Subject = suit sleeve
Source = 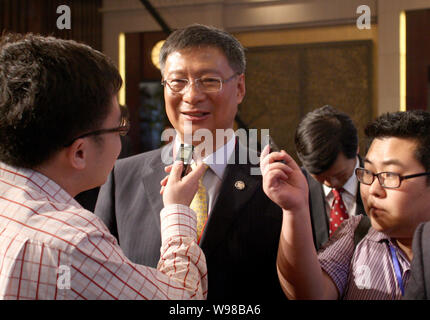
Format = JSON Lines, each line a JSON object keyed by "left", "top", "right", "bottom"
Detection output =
{"left": 94, "top": 167, "right": 119, "bottom": 240}
{"left": 404, "top": 222, "right": 426, "bottom": 300}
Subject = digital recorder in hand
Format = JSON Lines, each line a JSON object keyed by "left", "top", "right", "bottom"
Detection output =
{"left": 176, "top": 144, "right": 194, "bottom": 177}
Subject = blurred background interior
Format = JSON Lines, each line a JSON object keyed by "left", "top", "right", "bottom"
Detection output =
{"left": 1, "top": 0, "right": 429, "bottom": 209}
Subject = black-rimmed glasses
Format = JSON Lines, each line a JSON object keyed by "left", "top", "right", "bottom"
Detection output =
{"left": 355, "top": 167, "right": 430, "bottom": 189}
{"left": 161, "top": 73, "right": 240, "bottom": 94}
{"left": 64, "top": 116, "right": 130, "bottom": 147}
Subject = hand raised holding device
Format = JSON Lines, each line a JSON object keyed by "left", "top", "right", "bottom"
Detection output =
{"left": 162, "top": 160, "right": 206, "bottom": 207}
{"left": 267, "top": 135, "right": 286, "bottom": 164}
{"left": 260, "top": 140, "right": 309, "bottom": 212}
{"left": 160, "top": 143, "right": 194, "bottom": 191}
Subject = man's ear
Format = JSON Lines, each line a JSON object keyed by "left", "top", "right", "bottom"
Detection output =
{"left": 236, "top": 73, "right": 246, "bottom": 104}
{"left": 65, "top": 139, "right": 87, "bottom": 170}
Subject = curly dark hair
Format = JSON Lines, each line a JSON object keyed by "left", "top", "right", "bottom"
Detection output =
{"left": 295, "top": 105, "right": 358, "bottom": 174}
{"left": 0, "top": 33, "right": 122, "bottom": 168}
{"left": 364, "top": 110, "right": 430, "bottom": 181}
{"left": 159, "top": 24, "right": 246, "bottom": 76}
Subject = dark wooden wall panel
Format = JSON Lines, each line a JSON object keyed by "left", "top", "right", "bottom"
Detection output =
{"left": 406, "top": 9, "right": 430, "bottom": 111}
{"left": 125, "top": 32, "right": 144, "bottom": 153}
{"left": 0, "top": 0, "right": 102, "bottom": 51}
{"left": 240, "top": 40, "right": 373, "bottom": 163}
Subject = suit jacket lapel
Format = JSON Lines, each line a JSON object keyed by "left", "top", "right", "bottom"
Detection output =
{"left": 199, "top": 141, "right": 261, "bottom": 257}
{"left": 306, "top": 171, "right": 329, "bottom": 249}
{"left": 356, "top": 155, "right": 366, "bottom": 216}
{"left": 141, "top": 144, "right": 173, "bottom": 231}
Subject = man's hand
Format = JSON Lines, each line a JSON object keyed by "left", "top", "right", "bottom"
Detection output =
{"left": 260, "top": 145, "right": 309, "bottom": 212}
{"left": 161, "top": 161, "right": 206, "bottom": 207}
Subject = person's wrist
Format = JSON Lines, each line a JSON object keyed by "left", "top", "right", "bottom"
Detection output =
{"left": 282, "top": 204, "right": 309, "bottom": 218}
{"left": 160, "top": 204, "right": 197, "bottom": 240}
{"left": 163, "top": 196, "right": 189, "bottom": 207}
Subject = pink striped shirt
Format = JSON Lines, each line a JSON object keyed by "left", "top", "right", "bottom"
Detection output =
{"left": 0, "top": 162, "right": 207, "bottom": 300}
{"left": 318, "top": 215, "right": 410, "bottom": 300}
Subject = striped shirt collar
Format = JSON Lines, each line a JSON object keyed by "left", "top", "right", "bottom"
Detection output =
{"left": 365, "top": 226, "right": 410, "bottom": 261}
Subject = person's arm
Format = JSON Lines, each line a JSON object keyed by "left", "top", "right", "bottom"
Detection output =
{"left": 70, "top": 161, "right": 208, "bottom": 300}
{"left": 260, "top": 146, "right": 338, "bottom": 300}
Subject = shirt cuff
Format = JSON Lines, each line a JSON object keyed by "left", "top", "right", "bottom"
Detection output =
{"left": 160, "top": 204, "right": 197, "bottom": 242}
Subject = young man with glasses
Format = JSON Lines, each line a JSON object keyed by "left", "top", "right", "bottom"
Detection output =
{"left": 0, "top": 33, "right": 208, "bottom": 299}
{"left": 95, "top": 24, "right": 285, "bottom": 300}
{"left": 261, "top": 110, "right": 430, "bottom": 299}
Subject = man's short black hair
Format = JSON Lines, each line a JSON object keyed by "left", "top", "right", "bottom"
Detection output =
{"left": 365, "top": 110, "right": 430, "bottom": 183}
{"left": 295, "top": 105, "right": 358, "bottom": 174}
{"left": 0, "top": 33, "right": 122, "bottom": 168}
{"left": 159, "top": 24, "right": 246, "bottom": 76}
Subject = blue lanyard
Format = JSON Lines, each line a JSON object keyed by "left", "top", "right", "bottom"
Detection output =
{"left": 389, "top": 244, "right": 404, "bottom": 296}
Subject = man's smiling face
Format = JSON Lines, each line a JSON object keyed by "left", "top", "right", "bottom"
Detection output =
{"left": 162, "top": 46, "right": 245, "bottom": 146}
{"left": 361, "top": 137, "right": 430, "bottom": 239}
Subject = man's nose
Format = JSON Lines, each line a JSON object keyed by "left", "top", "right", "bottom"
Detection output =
{"left": 368, "top": 176, "right": 386, "bottom": 197}
{"left": 326, "top": 178, "right": 341, "bottom": 189}
{"left": 182, "top": 81, "right": 206, "bottom": 103}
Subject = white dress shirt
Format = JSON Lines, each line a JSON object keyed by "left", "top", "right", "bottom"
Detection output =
{"left": 174, "top": 134, "right": 236, "bottom": 214}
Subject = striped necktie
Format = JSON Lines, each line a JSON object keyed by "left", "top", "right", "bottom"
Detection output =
{"left": 189, "top": 163, "right": 209, "bottom": 242}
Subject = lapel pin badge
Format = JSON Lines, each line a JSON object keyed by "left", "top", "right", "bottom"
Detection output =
{"left": 234, "top": 180, "right": 246, "bottom": 190}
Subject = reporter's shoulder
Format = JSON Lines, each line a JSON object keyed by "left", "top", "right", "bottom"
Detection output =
{"left": 41, "top": 203, "right": 116, "bottom": 247}
{"left": 420, "top": 221, "right": 430, "bottom": 235}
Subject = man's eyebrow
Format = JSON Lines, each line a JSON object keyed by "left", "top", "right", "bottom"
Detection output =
{"left": 166, "top": 68, "right": 221, "bottom": 76}
{"left": 364, "top": 158, "right": 405, "bottom": 168}
{"left": 381, "top": 159, "right": 406, "bottom": 167}
{"left": 165, "top": 69, "right": 184, "bottom": 75}
{"left": 195, "top": 68, "right": 221, "bottom": 75}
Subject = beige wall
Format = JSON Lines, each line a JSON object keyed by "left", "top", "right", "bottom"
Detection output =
{"left": 101, "top": 0, "right": 377, "bottom": 64}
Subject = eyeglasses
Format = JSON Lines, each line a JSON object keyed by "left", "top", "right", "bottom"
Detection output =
{"left": 64, "top": 116, "right": 130, "bottom": 147}
{"left": 161, "top": 73, "right": 240, "bottom": 94}
{"left": 355, "top": 167, "right": 430, "bottom": 189}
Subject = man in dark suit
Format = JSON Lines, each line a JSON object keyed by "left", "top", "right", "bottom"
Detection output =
{"left": 405, "top": 221, "right": 430, "bottom": 299}
{"left": 295, "top": 105, "right": 365, "bottom": 250}
{"left": 95, "top": 24, "right": 285, "bottom": 300}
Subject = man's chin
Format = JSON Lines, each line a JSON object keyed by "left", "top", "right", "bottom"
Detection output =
{"left": 369, "top": 214, "right": 393, "bottom": 234}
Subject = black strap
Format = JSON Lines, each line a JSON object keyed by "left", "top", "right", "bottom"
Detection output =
{"left": 353, "top": 215, "right": 371, "bottom": 247}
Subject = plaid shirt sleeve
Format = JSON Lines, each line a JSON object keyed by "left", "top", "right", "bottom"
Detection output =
{"left": 68, "top": 204, "right": 207, "bottom": 300}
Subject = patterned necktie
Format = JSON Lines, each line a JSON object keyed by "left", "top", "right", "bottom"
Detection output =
{"left": 189, "top": 163, "right": 209, "bottom": 242}
{"left": 329, "top": 188, "right": 349, "bottom": 236}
